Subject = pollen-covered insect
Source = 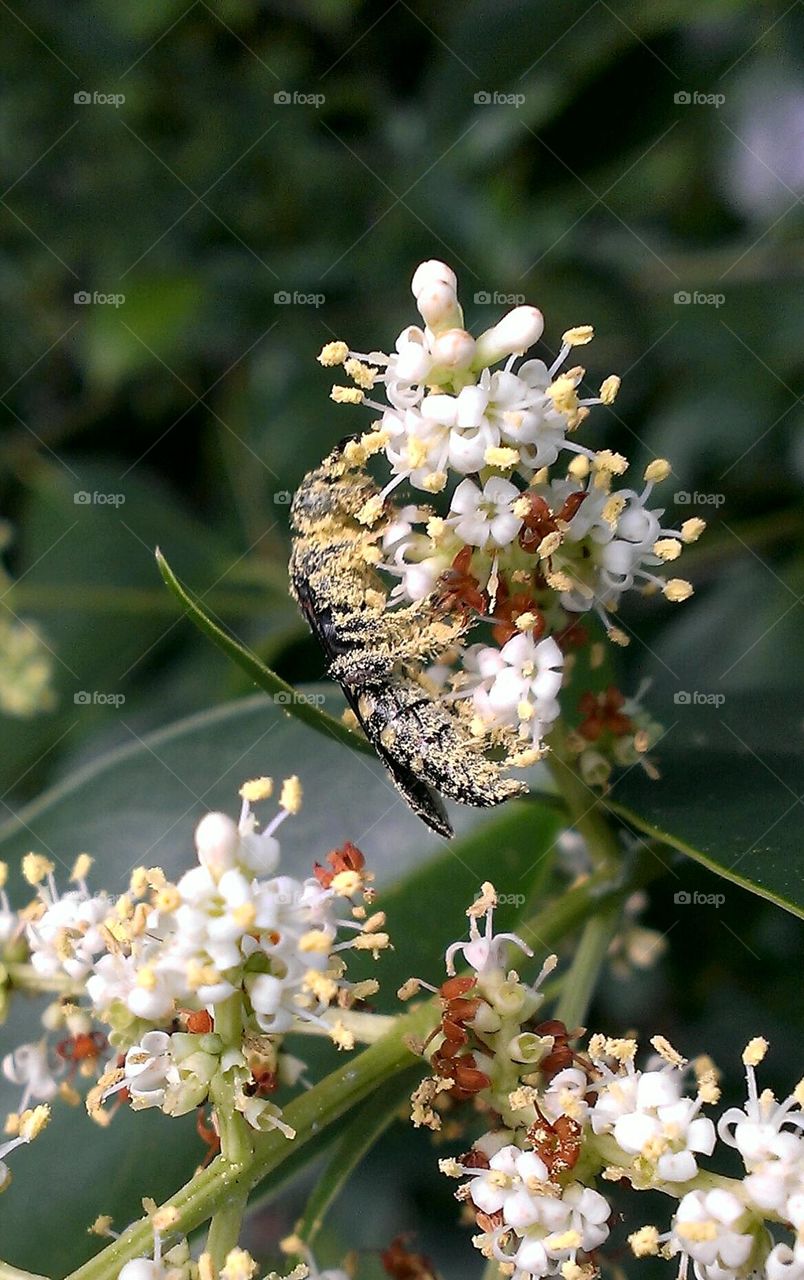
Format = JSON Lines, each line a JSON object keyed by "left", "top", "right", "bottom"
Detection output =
{"left": 289, "top": 438, "right": 526, "bottom": 838}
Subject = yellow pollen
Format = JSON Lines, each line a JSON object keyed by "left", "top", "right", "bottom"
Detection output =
{"left": 484, "top": 446, "right": 520, "bottom": 469}
{"left": 129, "top": 867, "right": 149, "bottom": 898}
{"left": 299, "top": 929, "right": 332, "bottom": 954}
{"left": 563, "top": 325, "right": 594, "bottom": 346}
{"left": 0, "top": 862, "right": 7, "bottom": 889}
{"left": 280, "top": 775, "right": 303, "bottom": 814}
{"left": 22, "top": 853, "right": 54, "bottom": 886}
{"left": 220, "top": 1247, "right": 258, "bottom": 1280}
{"left": 330, "top": 868, "right": 363, "bottom": 897}
{"left": 406, "top": 437, "right": 431, "bottom": 468}
{"left": 515, "top": 612, "right": 538, "bottom": 632}
{"left": 240, "top": 776, "right": 274, "bottom": 802}
{"left": 344, "top": 358, "right": 376, "bottom": 389}
{"left": 629, "top": 1226, "right": 660, "bottom": 1257}
{"left": 593, "top": 449, "right": 628, "bottom": 476}
{"left": 681, "top": 517, "right": 706, "bottom": 543}
{"left": 537, "top": 531, "right": 561, "bottom": 559}
{"left": 330, "top": 385, "right": 364, "bottom": 405}
{"left": 743, "top": 1036, "right": 769, "bottom": 1067}
{"left": 567, "top": 454, "right": 590, "bottom": 481}
{"left": 650, "top": 1035, "right": 686, "bottom": 1067}
{"left": 155, "top": 886, "right": 180, "bottom": 914}
{"left": 317, "top": 341, "right": 348, "bottom": 367}
{"left": 654, "top": 538, "right": 682, "bottom": 561}
{"left": 330, "top": 1020, "right": 355, "bottom": 1051}
{"left": 664, "top": 578, "right": 693, "bottom": 602}
{"left": 599, "top": 374, "right": 621, "bottom": 404}
{"left": 70, "top": 853, "right": 93, "bottom": 882}
{"left": 602, "top": 495, "right": 626, "bottom": 527}
{"left": 421, "top": 470, "right": 447, "bottom": 493}
{"left": 357, "top": 495, "right": 384, "bottom": 526}
{"left": 644, "top": 458, "right": 671, "bottom": 484}
{"left": 18, "top": 1105, "right": 51, "bottom": 1142}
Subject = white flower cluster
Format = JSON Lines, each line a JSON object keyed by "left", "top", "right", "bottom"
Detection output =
{"left": 319, "top": 261, "right": 704, "bottom": 755}
{"left": 1, "top": 777, "right": 387, "bottom": 1143}
{"left": 433, "top": 887, "right": 804, "bottom": 1280}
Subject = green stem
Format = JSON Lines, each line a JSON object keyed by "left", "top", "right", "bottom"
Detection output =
{"left": 65, "top": 1003, "right": 435, "bottom": 1280}
{"left": 210, "top": 996, "right": 252, "bottom": 1165}
{"left": 546, "top": 733, "right": 623, "bottom": 878}
{"left": 554, "top": 904, "right": 621, "bottom": 1030}
{"left": 204, "top": 1189, "right": 249, "bottom": 1269}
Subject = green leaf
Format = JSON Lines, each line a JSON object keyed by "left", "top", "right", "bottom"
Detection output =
{"left": 607, "top": 692, "right": 804, "bottom": 919}
{"left": 156, "top": 548, "right": 370, "bottom": 757}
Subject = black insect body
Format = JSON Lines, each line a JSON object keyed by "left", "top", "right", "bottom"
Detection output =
{"left": 289, "top": 441, "right": 526, "bottom": 837}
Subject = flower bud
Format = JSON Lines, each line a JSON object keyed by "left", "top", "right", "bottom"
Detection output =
{"left": 430, "top": 328, "right": 476, "bottom": 371}
{"left": 508, "top": 1032, "right": 551, "bottom": 1064}
{"left": 194, "top": 812, "right": 240, "bottom": 879}
{"left": 473, "top": 306, "right": 544, "bottom": 367}
{"left": 411, "top": 259, "right": 457, "bottom": 298}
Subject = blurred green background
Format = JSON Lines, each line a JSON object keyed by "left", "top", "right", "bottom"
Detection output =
{"left": 1, "top": 0, "right": 803, "bottom": 1274}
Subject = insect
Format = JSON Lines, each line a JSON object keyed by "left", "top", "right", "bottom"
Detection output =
{"left": 56, "top": 1030, "right": 108, "bottom": 1076}
{"left": 289, "top": 440, "right": 526, "bottom": 838}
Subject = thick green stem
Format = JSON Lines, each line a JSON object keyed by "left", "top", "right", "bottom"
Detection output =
{"left": 554, "top": 904, "right": 621, "bottom": 1030}
{"left": 209, "top": 996, "right": 252, "bottom": 1165}
{"left": 204, "top": 1189, "right": 249, "bottom": 1269}
{"left": 203, "top": 996, "right": 252, "bottom": 1260}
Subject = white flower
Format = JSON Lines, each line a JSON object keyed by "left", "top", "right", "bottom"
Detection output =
{"left": 717, "top": 1046, "right": 804, "bottom": 1217}
{"left": 26, "top": 888, "right": 111, "bottom": 982}
{"left": 591, "top": 1063, "right": 716, "bottom": 1184}
{"left": 2, "top": 1042, "right": 60, "bottom": 1111}
{"left": 449, "top": 476, "right": 523, "bottom": 549}
{"left": 670, "top": 1189, "right": 757, "bottom": 1280}
{"left": 463, "top": 633, "right": 564, "bottom": 746}
{"left": 445, "top": 885, "right": 534, "bottom": 978}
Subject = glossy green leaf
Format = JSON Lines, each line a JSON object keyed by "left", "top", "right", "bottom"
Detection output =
{"left": 607, "top": 692, "right": 804, "bottom": 918}
{"left": 156, "top": 548, "right": 370, "bottom": 757}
